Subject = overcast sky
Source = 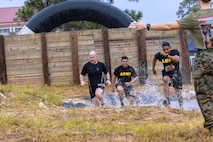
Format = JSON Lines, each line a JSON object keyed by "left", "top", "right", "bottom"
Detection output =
{"left": 1, "top": 0, "right": 183, "bottom": 23}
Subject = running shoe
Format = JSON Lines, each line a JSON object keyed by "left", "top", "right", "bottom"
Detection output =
{"left": 178, "top": 96, "right": 183, "bottom": 109}
{"left": 121, "top": 102, "right": 124, "bottom": 107}
{"left": 163, "top": 98, "right": 170, "bottom": 106}
{"left": 101, "top": 103, "right": 106, "bottom": 107}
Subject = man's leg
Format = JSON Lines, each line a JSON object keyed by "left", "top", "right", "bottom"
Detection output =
{"left": 90, "top": 85, "right": 102, "bottom": 106}
{"left": 92, "top": 97, "right": 100, "bottom": 106}
{"left": 194, "top": 75, "right": 213, "bottom": 131}
{"left": 95, "top": 87, "right": 105, "bottom": 106}
{"left": 126, "top": 86, "right": 135, "bottom": 105}
{"left": 163, "top": 75, "right": 171, "bottom": 106}
{"left": 175, "top": 88, "right": 183, "bottom": 108}
{"left": 116, "top": 85, "right": 125, "bottom": 106}
{"left": 89, "top": 85, "right": 99, "bottom": 106}
{"left": 194, "top": 50, "right": 213, "bottom": 132}
{"left": 173, "top": 70, "right": 183, "bottom": 108}
{"left": 127, "top": 96, "right": 134, "bottom": 105}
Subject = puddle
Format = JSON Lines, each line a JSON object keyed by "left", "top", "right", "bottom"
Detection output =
{"left": 62, "top": 80, "right": 200, "bottom": 111}
{"left": 62, "top": 92, "right": 200, "bottom": 111}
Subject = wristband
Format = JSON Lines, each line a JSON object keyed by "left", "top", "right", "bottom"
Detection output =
{"left": 146, "top": 23, "right": 151, "bottom": 31}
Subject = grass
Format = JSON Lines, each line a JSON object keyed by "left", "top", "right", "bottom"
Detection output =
{"left": 0, "top": 84, "right": 212, "bottom": 142}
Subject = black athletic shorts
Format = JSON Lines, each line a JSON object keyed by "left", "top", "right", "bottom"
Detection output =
{"left": 89, "top": 83, "right": 104, "bottom": 99}
{"left": 162, "top": 70, "right": 182, "bottom": 89}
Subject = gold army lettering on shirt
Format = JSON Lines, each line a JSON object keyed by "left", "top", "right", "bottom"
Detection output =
{"left": 120, "top": 72, "right": 131, "bottom": 76}
{"left": 162, "top": 58, "right": 171, "bottom": 64}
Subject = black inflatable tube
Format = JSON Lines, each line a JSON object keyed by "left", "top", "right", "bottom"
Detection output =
{"left": 25, "top": 0, "right": 134, "bottom": 33}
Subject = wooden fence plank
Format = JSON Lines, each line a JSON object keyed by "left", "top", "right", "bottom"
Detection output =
{"left": 137, "top": 30, "right": 148, "bottom": 84}
{"left": 70, "top": 31, "right": 80, "bottom": 85}
{"left": 102, "top": 28, "right": 112, "bottom": 76}
{"left": 41, "top": 33, "right": 51, "bottom": 86}
{"left": 180, "top": 29, "right": 191, "bottom": 84}
{"left": 0, "top": 35, "right": 7, "bottom": 84}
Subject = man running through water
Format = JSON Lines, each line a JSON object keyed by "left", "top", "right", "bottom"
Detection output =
{"left": 111, "top": 56, "right": 138, "bottom": 106}
{"left": 152, "top": 41, "right": 183, "bottom": 108}
{"left": 80, "top": 51, "right": 111, "bottom": 107}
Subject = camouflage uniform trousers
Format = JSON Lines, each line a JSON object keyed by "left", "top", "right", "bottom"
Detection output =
{"left": 194, "top": 49, "right": 213, "bottom": 129}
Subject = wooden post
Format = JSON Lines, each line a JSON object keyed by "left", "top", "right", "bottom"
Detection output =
{"left": 101, "top": 28, "right": 112, "bottom": 76}
{"left": 0, "top": 35, "right": 7, "bottom": 84}
{"left": 136, "top": 30, "right": 148, "bottom": 84}
{"left": 70, "top": 31, "right": 80, "bottom": 85}
{"left": 41, "top": 33, "right": 51, "bottom": 86}
{"left": 179, "top": 30, "right": 191, "bottom": 84}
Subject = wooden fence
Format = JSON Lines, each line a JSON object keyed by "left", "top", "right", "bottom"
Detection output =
{"left": 0, "top": 28, "right": 190, "bottom": 86}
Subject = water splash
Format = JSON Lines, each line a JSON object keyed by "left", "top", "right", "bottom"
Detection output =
{"left": 125, "top": 79, "right": 162, "bottom": 107}
{"left": 62, "top": 80, "right": 200, "bottom": 111}
{"left": 104, "top": 93, "right": 130, "bottom": 107}
{"left": 103, "top": 80, "right": 165, "bottom": 107}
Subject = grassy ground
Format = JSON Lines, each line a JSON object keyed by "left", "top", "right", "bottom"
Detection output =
{"left": 0, "top": 84, "right": 212, "bottom": 142}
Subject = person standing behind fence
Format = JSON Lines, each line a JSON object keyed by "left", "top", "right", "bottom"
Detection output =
{"left": 79, "top": 51, "right": 111, "bottom": 107}
{"left": 152, "top": 41, "right": 183, "bottom": 108}
{"left": 111, "top": 56, "right": 138, "bottom": 106}
{"left": 129, "top": 0, "right": 213, "bottom": 134}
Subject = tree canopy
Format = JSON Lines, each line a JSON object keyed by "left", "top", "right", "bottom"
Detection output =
{"left": 176, "top": 0, "right": 199, "bottom": 18}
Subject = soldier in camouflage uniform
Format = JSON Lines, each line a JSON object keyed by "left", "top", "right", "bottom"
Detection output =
{"left": 194, "top": 50, "right": 213, "bottom": 131}
{"left": 130, "top": 0, "right": 213, "bottom": 134}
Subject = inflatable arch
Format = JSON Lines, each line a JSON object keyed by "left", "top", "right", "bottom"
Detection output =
{"left": 19, "top": 0, "right": 134, "bottom": 34}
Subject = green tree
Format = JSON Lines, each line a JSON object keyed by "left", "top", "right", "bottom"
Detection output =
{"left": 14, "top": 0, "right": 61, "bottom": 22}
{"left": 124, "top": 9, "right": 142, "bottom": 21}
{"left": 176, "top": 0, "right": 199, "bottom": 18}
